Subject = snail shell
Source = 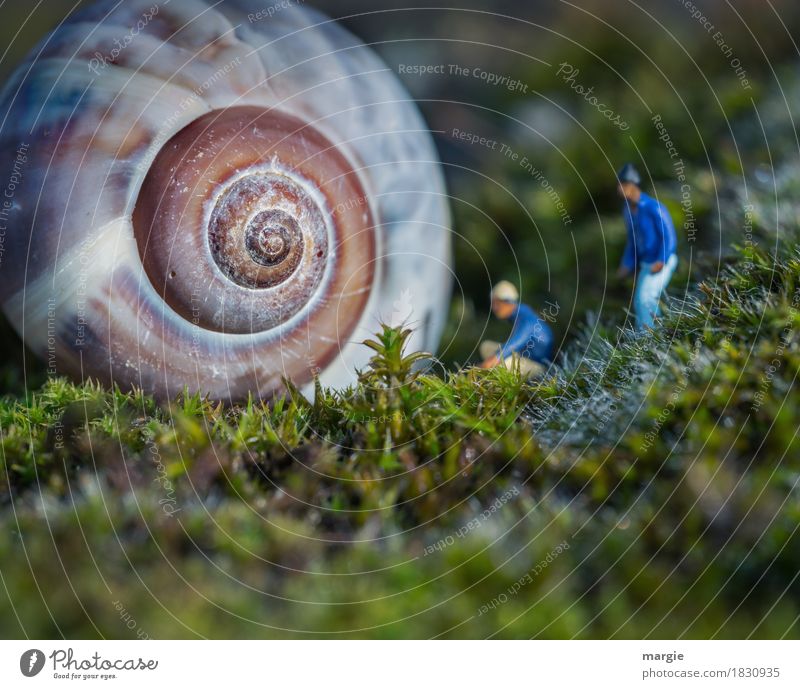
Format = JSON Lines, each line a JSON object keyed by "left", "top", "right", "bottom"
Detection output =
{"left": 0, "top": 0, "right": 451, "bottom": 400}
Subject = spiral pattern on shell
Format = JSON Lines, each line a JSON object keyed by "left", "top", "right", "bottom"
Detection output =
{"left": 0, "top": 0, "right": 451, "bottom": 400}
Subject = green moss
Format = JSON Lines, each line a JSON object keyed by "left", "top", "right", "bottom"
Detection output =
{"left": 2, "top": 0, "right": 800, "bottom": 639}
{"left": 1, "top": 228, "right": 799, "bottom": 637}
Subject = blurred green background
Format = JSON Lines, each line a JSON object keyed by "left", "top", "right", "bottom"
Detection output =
{"left": 2, "top": 0, "right": 799, "bottom": 370}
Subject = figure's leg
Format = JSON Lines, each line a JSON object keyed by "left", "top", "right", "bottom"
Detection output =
{"left": 503, "top": 354, "right": 545, "bottom": 379}
{"left": 635, "top": 256, "right": 677, "bottom": 329}
{"left": 479, "top": 340, "right": 501, "bottom": 360}
{"left": 634, "top": 264, "right": 656, "bottom": 329}
{"left": 658, "top": 256, "right": 678, "bottom": 313}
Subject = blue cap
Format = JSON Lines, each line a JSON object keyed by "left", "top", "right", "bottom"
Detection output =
{"left": 617, "top": 163, "right": 641, "bottom": 186}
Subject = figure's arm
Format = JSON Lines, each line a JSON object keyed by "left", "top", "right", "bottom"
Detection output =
{"left": 619, "top": 213, "right": 636, "bottom": 276}
{"left": 639, "top": 210, "right": 662, "bottom": 272}
{"left": 524, "top": 322, "right": 553, "bottom": 362}
{"left": 645, "top": 203, "right": 677, "bottom": 272}
{"left": 639, "top": 208, "right": 660, "bottom": 259}
{"left": 498, "top": 312, "right": 537, "bottom": 359}
{"left": 656, "top": 203, "right": 678, "bottom": 263}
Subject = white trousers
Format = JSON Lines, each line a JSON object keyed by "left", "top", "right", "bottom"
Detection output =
{"left": 635, "top": 254, "right": 678, "bottom": 329}
{"left": 479, "top": 341, "right": 546, "bottom": 378}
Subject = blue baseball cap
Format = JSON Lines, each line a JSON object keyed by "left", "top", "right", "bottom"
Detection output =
{"left": 617, "top": 163, "right": 641, "bottom": 186}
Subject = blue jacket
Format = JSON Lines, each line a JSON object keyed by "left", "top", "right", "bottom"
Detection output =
{"left": 498, "top": 303, "right": 554, "bottom": 363}
{"left": 621, "top": 192, "right": 678, "bottom": 270}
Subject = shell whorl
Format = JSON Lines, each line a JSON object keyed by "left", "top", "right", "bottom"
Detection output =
{"left": 0, "top": 0, "right": 452, "bottom": 400}
{"left": 132, "top": 105, "right": 375, "bottom": 337}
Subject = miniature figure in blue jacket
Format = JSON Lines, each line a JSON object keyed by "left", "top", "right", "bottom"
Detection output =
{"left": 479, "top": 281, "right": 553, "bottom": 378}
{"left": 616, "top": 163, "right": 679, "bottom": 329}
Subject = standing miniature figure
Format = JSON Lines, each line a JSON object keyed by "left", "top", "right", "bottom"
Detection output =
{"left": 479, "top": 281, "right": 554, "bottom": 378}
{"left": 616, "top": 163, "right": 678, "bottom": 329}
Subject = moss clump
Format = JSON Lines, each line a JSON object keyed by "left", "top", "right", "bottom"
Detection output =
{"left": 1, "top": 228, "right": 799, "bottom": 638}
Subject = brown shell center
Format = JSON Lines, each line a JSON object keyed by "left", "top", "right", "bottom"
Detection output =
{"left": 246, "top": 214, "right": 293, "bottom": 266}
{"left": 132, "top": 106, "right": 376, "bottom": 348}
{"left": 207, "top": 176, "right": 313, "bottom": 290}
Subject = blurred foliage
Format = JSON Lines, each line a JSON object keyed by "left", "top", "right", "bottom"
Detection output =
{"left": 402, "top": 0, "right": 800, "bottom": 364}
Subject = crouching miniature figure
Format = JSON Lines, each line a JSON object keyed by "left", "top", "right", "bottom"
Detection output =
{"left": 479, "top": 281, "right": 554, "bottom": 378}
